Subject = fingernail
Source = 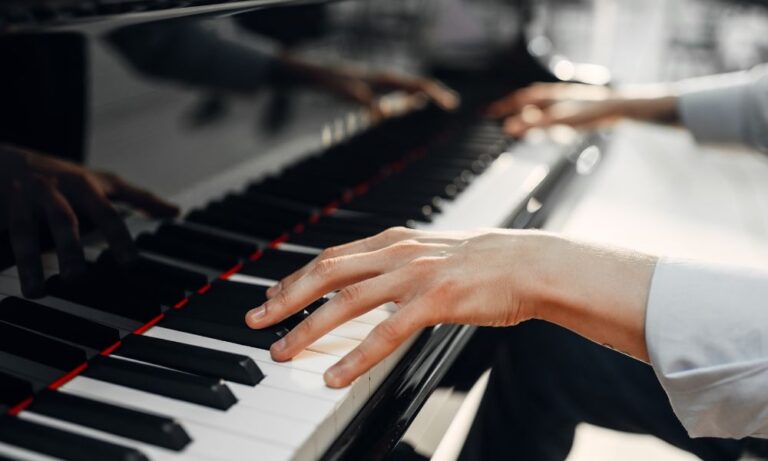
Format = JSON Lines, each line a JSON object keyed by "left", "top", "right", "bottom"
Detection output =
{"left": 246, "top": 305, "right": 266, "bottom": 323}
{"left": 271, "top": 338, "right": 286, "bottom": 353}
{"left": 324, "top": 366, "right": 342, "bottom": 387}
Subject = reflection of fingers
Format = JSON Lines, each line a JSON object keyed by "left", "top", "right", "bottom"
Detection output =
{"left": 323, "top": 306, "right": 426, "bottom": 388}
{"left": 265, "top": 270, "right": 405, "bottom": 362}
{"left": 8, "top": 182, "right": 45, "bottom": 298}
{"left": 69, "top": 176, "right": 137, "bottom": 264}
{"left": 106, "top": 175, "right": 179, "bottom": 218}
{"left": 266, "top": 227, "right": 417, "bottom": 297}
{"left": 32, "top": 177, "right": 86, "bottom": 280}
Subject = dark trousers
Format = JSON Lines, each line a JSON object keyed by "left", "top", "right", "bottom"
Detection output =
{"left": 459, "top": 321, "right": 761, "bottom": 461}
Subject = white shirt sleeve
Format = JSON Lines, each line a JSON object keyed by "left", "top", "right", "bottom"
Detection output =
{"left": 678, "top": 65, "right": 768, "bottom": 152}
{"left": 646, "top": 259, "right": 768, "bottom": 439}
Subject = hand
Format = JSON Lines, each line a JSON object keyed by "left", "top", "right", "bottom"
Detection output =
{"left": 0, "top": 144, "right": 179, "bottom": 298}
{"left": 245, "top": 227, "right": 657, "bottom": 388}
{"left": 282, "top": 55, "right": 460, "bottom": 115}
{"left": 487, "top": 83, "right": 679, "bottom": 137}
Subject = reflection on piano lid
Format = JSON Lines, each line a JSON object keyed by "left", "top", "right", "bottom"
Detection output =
{"left": 0, "top": 1, "right": 604, "bottom": 460}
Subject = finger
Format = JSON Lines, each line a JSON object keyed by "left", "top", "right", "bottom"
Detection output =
{"left": 8, "top": 182, "right": 45, "bottom": 298}
{"left": 322, "top": 306, "right": 426, "bottom": 388}
{"left": 266, "top": 226, "right": 417, "bottom": 298}
{"left": 104, "top": 174, "right": 179, "bottom": 218}
{"left": 264, "top": 270, "right": 409, "bottom": 362}
{"left": 31, "top": 177, "right": 86, "bottom": 280}
{"left": 487, "top": 84, "right": 561, "bottom": 118}
{"left": 504, "top": 102, "right": 620, "bottom": 137}
{"left": 253, "top": 242, "right": 429, "bottom": 328}
{"left": 420, "top": 82, "right": 460, "bottom": 112}
{"left": 68, "top": 176, "right": 138, "bottom": 264}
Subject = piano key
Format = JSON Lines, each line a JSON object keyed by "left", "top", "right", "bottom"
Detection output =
{"left": 144, "top": 327, "right": 346, "bottom": 401}
{"left": 46, "top": 274, "right": 162, "bottom": 323}
{"left": 63, "top": 376, "right": 317, "bottom": 457}
{"left": 29, "top": 390, "right": 191, "bottom": 451}
{"left": 0, "top": 371, "right": 33, "bottom": 408}
{"left": 329, "top": 320, "right": 375, "bottom": 342}
{"left": 0, "top": 351, "right": 67, "bottom": 388}
{"left": 115, "top": 334, "right": 264, "bottom": 385}
{"left": 96, "top": 252, "right": 209, "bottom": 292}
{"left": 0, "top": 441, "right": 60, "bottom": 461}
{"left": 0, "top": 322, "right": 86, "bottom": 372}
{"left": 136, "top": 232, "right": 240, "bottom": 271}
{"left": 161, "top": 314, "right": 285, "bottom": 350}
{"left": 287, "top": 230, "right": 365, "bottom": 249}
{"left": 20, "top": 410, "right": 290, "bottom": 461}
{"left": 0, "top": 297, "right": 121, "bottom": 350}
{"left": 239, "top": 248, "right": 315, "bottom": 280}
{"left": 220, "top": 194, "right": 315, "bottom": 224}
{"left": 155, "top": 223, "right": 257, "bottom": 256}
{"left": 0, "top": 415, "right": 148, "bottom": 461}
{"left": 83, "top": 356, "right": 237, "bottom": 410}
{"left": 0, "top": 276, "right": 142, "bottom": 332}
{"left": 185, "top": 207, "right": 288, "bottom": 241}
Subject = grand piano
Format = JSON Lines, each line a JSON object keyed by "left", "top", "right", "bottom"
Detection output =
{"left": 0, "top": 1, "right": 606, "bottom": 459}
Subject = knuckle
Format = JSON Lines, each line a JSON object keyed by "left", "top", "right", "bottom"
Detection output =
{"left": 295, "top": 315, "right": 315, "bottom": 336}
{"left": 319, "top": 247, "right": 338, "bottom": 260}
{"left": 273, "top": 289, "right": 292, "bottom": 308}
{"left": 312, "top": 257, "right": 338, "bottom": 278}
{"left": 337, "top": 284, "right": 361, "bottom": 305}
{"left": 372, "top": 320, "right": 402, "bottom": 345}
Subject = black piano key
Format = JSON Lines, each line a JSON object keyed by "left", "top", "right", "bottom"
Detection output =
{"left": 30, "top": 390, "right": 191, "bottom": 451}
{"left": 46, "top": 274, "right": 162, "bottom": 323}
{"left": 288, "top": 230, "right": 367, "bottom": 249}
{"left": 0, "top": 371, "right": 33, "bottom": 408}
{"left": 0, "top": 297, "right": 121, "bottom": 350}
{"left": 0, "top": 415, "right": 148, "bottom": 461}
{"left": 0, "top": 322, "right": 86, "bottom": 372}
{"left": 186, "top": 207, "right": 288, "bottom": 241}
{"left": 220, "top": 194, "right": 315, "bottom": 224}
{"left": 341, "top": 201, "right": 434, "bottom": 223}
{"left": 83, "top": 356, "right": 237, "bottom": 411}
{"left": 116, "top": 334, "right": 264, "bottom": 386}
{"left": 240, "top": 248, "right": 315, "bottom": 280}
{"left": 97, "top": 252, "right": 208, "bottom": 292}
{"left": 136, "top": 232, "right": 240, "bottom": 270}
{"left": 155, "top": 223, "right": 257, "bottom": 256}
{"left": 162, "top": 314, "right": 286, "bottom": 350}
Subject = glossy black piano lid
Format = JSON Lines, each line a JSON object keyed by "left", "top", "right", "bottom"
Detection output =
{"left": 0, "top": 1, "right": 561, "bottom": 457}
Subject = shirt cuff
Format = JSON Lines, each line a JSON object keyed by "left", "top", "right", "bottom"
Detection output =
{"left": 678, "top": 76, "right": 752, "bottom": 146}
{"left": 646, "top": 259, "right": 768, "bottom": 439}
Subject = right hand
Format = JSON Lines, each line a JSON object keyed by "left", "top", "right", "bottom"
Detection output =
{"left": 0, "top": 144, "right": 179, "bottom": 298}
{"left": 487, "top": 83, "right": 679, "bottom": 137}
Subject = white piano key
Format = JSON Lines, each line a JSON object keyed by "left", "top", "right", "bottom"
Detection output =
{"left": 329, "top": 320, "right": 374, "bottom": 341}
{"left": 144, "top": 327, "right": 367, "bottom": 437}
{"left": 61, "top": 376, "right": 316, "bottom": 455}
{"left": 355, "top": 308, "right": 393, "bottom": 325}
{"left": 0, "top": 441, "right": 60, "bottom": 461}
{"left": 307, "top": 334, "right": 359, "bottom": 357}
{"left": 20, "top": 410, "right": 288, "bottom": 461}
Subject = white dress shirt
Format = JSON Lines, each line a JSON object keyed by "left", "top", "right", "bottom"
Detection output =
{"left": 645, "top": 66, "right": 768, "bottom": 439}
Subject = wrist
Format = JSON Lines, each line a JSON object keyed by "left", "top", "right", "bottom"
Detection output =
{"left": 524, "top": 235, "right": 658, "bottom": 360}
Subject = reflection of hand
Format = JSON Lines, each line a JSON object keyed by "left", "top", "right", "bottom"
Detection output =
{"left": 284, "top": 55, "right": 460, "bottom": 114}
{"left": 246, "top": 227, "right": 655, "bottom": 388}
{"left": 487, "top": 83, "right": 678, "bottom": 137}
{"left": 0, "top": 144, "right": 179, "bottom": 298}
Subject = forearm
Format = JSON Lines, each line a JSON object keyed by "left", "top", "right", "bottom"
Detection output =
{"left": 526, "top": 235, "right": 658, "bottom": 361}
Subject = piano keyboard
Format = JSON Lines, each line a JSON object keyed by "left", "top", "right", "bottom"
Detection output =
{"left": 0, "top": 106, "right": 584, "bottom": 461}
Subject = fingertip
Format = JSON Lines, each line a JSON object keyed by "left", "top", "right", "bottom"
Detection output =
{"left": 245, "top": 306, "right": 266, "bottom": 328}
{"left": 323, "top": 367, "right": 347, "bottom": 388}
{"left": 269, "top": 338, "right": 290, "bottom": 362}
